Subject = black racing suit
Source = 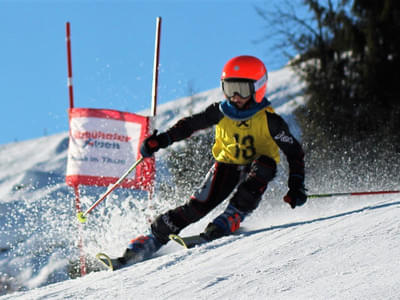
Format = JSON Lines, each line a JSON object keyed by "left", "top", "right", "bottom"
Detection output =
{"left": 151, "top": 101, "right": 305, "bottom": 244}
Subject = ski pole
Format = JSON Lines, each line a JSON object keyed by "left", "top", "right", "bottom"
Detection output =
{"left": 77, "top": 157, "right": 144, "bottom": 223}
{"left": 307, "top": 190, "right": 400, "bottom": 199}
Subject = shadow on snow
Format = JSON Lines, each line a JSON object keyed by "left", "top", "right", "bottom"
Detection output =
{"left": 244, "top": 200, "right": 400, "bottom": 237}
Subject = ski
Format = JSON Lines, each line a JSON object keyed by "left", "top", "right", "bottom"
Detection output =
{"left": 95, "top": 252, "right": 126, "bottom": 271}
{"left": 169, "top": 227, "right": 247, "bottom": 249}
{"left": 95, "top": 247, "right": 153, "bottom": 271}
{"left": 169, "top": 234, "right": 208, "bottom": 249}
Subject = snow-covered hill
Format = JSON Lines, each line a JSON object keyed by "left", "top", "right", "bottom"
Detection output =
{"left": 4, "top": 193, "right": 400, "bottom": 299}
{"left": 1, "top": 65, "right": 399, "bottom": 299}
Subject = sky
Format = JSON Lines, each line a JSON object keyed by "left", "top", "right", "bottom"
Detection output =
{"left": 0, "top": 0, "right": 297, "bottom": 145}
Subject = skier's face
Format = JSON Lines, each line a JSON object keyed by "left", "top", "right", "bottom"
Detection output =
{"left": 229, "top": 94, "right": 252, "bottom": 110}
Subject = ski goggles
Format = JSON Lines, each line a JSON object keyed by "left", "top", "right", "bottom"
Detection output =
{"left": 221, "top": 80, "right": 254, "bottom": 98}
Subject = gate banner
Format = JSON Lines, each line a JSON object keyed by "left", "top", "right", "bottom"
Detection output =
{"left": 66, "top": 108, "right": 154, "bottom": 190}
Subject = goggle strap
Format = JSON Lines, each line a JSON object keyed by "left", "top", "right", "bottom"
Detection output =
{"left": 254, "top": 73, "right": 268, "bottom": 91}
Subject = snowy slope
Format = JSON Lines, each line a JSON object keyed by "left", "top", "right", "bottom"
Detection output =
{"left": 1, "top": 65, "right": 400, "bottom": 299}
{"left": 3, "top": 194, "right": 400, "bottom": 299}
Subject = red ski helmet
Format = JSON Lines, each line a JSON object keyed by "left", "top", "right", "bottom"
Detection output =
{"left": 221, "top": 55, "right": 268, "bottom": 103}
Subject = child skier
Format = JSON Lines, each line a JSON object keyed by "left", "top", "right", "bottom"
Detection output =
{"left": 111, "top": 55, "right": 306, "bottom": 269}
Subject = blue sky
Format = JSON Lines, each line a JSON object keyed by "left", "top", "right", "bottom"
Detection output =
{"left": 0, "top": 0, "right": 295, "bottom": 145}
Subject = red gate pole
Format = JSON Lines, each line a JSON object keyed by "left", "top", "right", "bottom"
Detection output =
{"left": 66, "top": 22, "right": 74, "bottom": 109}
{"left": 66, "top": 22, "right": 86, "bottom": 276}
{"left": 74, "top": 185, "right": 87, "bottom": 276}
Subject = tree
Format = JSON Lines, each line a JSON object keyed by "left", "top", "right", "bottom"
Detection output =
{"left": 349, "top": 0, "right": 400, "bottom": 137}
{"left": 256, "top": 0, "right": 400, "bottom": 189}
{"left": 257, "top": 0, "right": 400, "bottom": 146}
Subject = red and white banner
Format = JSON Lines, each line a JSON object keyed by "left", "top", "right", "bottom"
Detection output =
{"left": 66, "top": 108, "right": 154, "bottom": 190}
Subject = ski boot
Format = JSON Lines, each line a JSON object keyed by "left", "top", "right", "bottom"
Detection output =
{"left": 201, "top": 204, "right": 247, "bottom": 241}
{"left": 98, "top": 234, "right": 162, "bottom": 271}
{"left": 123, "top": 234, "right": 162, "bottom": 263}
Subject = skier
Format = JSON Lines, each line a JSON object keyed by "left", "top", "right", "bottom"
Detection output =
{"left": 115, "top": 55, "right": 306, "bottom": 268}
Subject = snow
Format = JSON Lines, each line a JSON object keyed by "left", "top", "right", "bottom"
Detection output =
{"left": 1, "top": 65, "right": 400, "bottom": 299}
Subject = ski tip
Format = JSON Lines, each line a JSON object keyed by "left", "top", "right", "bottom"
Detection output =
{"left": 168, "top": 234, "right": 188, "bottom": 249}
{"left": 96, "top": 252, "right": 114, "bottom": 271}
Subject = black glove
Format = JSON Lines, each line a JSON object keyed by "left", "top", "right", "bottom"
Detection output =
{"left": 283, "top": 174, "right": 307, "bottom": 209}
{"left": 140, "top": 130, "right": 171, "bottom": 158}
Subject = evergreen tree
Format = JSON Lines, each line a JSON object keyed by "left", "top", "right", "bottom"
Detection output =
{"left": 257, "top": 0, "right": 400, "bottom": 188}
{"left": 264, "top": 0, "right": 400, "bottom": 147}
{"left": 349, "top": 0, "right": 400, "bottom": 138}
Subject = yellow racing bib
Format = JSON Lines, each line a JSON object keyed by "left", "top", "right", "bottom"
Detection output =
{"left": 212, "top": 107, "right": 280, "bottom": 165}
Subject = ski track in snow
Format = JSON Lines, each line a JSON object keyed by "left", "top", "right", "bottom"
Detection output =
{"left": 1, "top": 66, "right": 400, "bottom": 299}
{"left": 2, "top": 196, "right": 400, "bottom": 299}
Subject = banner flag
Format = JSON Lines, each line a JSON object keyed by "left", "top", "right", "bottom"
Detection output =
{"left": 66, "top": 108, "right": 154, "bottom": 190}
